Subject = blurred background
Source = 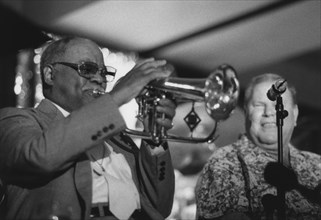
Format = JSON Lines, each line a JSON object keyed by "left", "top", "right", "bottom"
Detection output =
{"left": 0, "top": 1, "right": 320, "bottom": 219}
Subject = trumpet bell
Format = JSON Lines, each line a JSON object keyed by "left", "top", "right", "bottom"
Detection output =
{"left": 204, "top": 64, "right": 239, "bottom": 120}
{"left": 148, "top": 64, "right": 239, "bottom": 121}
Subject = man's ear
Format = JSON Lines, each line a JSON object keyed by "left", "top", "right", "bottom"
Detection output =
{"left": 43, "top": 65, "right": 55, "bottom": 85}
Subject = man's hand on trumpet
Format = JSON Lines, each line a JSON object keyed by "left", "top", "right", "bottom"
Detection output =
{"left": 154, "top": 98, "right": 176, "bottom": 131}
{"left": 141, "top": 96, "right": 177, "bottom": 152}
{"left": 110, "top": 58, "right": 173, "bottom": 107}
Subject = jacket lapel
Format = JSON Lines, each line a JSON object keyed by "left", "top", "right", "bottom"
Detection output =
{"left": 74, "top": 154, "right": 92, "bottom": 218}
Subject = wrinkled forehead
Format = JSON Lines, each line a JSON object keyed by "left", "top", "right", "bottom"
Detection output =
{"left": 63, "top": 39, "right": 104, "bottom": 63}
{"left": 253, "top": 80, "right": 273, "bottom": 91}
{"left": 250, "top": 81, "right": 273, "bottom": 100}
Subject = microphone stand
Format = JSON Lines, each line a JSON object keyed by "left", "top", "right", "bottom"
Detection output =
{"left": 262, "top": 194, "right": 277, "bottom": 220}
{"left": 275, "top": 94, "right": 288, "bottom": 220}
{"left": 262, "top": 94, "right": 288, "bottom": 220}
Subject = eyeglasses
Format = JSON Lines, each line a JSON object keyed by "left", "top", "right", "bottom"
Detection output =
{"left": 50, "top": 61, "right": 116, "bottom": 82}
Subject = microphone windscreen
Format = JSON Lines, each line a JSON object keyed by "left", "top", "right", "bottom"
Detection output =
{"left": 266, "top": 79, "right": 287, "bottom": 101}
{"left": 264, "top": 162, "right": 298, "bottom": 191}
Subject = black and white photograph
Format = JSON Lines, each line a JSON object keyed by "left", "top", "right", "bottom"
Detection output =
{"left": 0, "top": 1, "right": 320, "bottom": 219}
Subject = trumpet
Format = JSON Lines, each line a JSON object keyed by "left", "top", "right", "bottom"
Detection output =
{"left": 124, "top": 64, "right": 240, "bottom": 144}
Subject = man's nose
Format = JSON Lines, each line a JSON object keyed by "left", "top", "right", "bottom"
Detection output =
{"left": 90, "top": 71, "right": 106, "bottom": 84}
{"left": 264, "top": 103, "right": 275, "bottom": 116}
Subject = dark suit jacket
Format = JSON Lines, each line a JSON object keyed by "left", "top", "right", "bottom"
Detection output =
{"left": 0, "top": 95, "right": 175, "bottom": 220}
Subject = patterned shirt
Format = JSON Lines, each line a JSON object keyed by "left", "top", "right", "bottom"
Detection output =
{"left": 196, "top": 134, "right": 321, "bottom": 220}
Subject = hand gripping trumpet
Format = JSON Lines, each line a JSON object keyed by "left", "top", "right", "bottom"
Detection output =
{"left": 125, "top": 64, "right": 240, "bottom": 144}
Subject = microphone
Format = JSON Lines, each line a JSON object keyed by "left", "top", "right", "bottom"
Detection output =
{"left": 264, "top": 162, "right": 321, "bottom": 205}
{"left": 267, "top": 79, "right": 287, "bottom": 101}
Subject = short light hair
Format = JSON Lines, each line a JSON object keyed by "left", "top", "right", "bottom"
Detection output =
{"left": 243, "top": 73, "right": 297, "bottom": 110}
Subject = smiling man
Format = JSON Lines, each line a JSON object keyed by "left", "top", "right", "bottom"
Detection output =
{"left": 195, "top": 73, "right": 321, "bottom": 220}
{"left": 0, "top": 37, "right": 176, "bottom": 220}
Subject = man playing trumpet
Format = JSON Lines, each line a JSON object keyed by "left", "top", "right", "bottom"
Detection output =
{"left": 0, "top": 36, "right": 177, "bottom": 220}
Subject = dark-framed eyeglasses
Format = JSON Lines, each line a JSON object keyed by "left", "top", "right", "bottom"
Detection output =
{"left": 50, "top": 61, "right": 116, "bottom": 82}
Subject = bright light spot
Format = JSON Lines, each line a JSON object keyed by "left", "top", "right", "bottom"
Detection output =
{"left": 36, "top": 83, "right": 43, "bottom": 91}
{"left": 101, "top": 48, "right": 110, "bottom": 57}
{"left": 34, "top": 47, "right": 42, "bottom": 54}
{"left": 213, "top": 103, "right": 220, "bottom": 109}
{"left": 223, "top": 95, "right": 230, "bottom": 103}
{"left": 15, "top": 75, "right": 23, "bottom": 85}
{"left": 14, "top": 84, "right": 22, "bottom": 95}
{"left": 35, "top": 84, "right": 44, "bottom": 104}
{"left": 106, "top": 53, "right": 117, "bottom": 64}
{"left": 33, "top": 54, "right": 41, "bottom": 64}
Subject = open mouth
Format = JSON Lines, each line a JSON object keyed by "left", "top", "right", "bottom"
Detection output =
{"left": 262, "top": 122, "right": 276, "bottom": 127}
{"left": 92, "top": 89, "right": 105, "bottom": 97}
{"left": 85, "top": 89, "right": 105, "bottom": 98}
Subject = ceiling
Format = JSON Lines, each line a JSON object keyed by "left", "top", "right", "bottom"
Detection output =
{"left": 1, "top": 0, "right": 320, "bottom": 111}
